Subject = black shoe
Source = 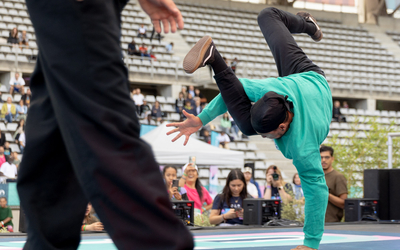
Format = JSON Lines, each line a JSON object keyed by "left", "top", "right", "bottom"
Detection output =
{"left": 296, "top": 12, "right": 323, "bottom": 42}
{"left": 183, "top": 36, "right": 215, "bottom": 74}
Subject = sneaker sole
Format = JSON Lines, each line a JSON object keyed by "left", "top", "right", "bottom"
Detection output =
{"left": 183, "top": 36, "right": 213, "bottom": 74}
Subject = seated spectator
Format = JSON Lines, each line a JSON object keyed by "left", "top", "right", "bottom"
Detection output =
{"left": 139, "top": 100, "right": 151, "bottom": 122}
{"left": 16, "top": 100, "right": 28, "bottom": 121}
{"left": 243, "top": 167, "right": 259, "bottom": 198}
{"left": 3, "top": 142, "right": 11, "bottom": 159}
{"left": 1, "top": 97, "right": 16, "bottom": 123}
{"left": 165, "top": 42, "right": 174, "bottom": 52}
{"left": 263, "top": 165, "right": 293, "bottom": 203}
{"left": 7, "top": 28, "right": 18, "bottom": 46}
{"left": 18, "top": 131, "right": 25, "bottom": 154}
{"left": 217, "top": 131, "right": 230, "bottom": 149}
{"left": 151, "top": 101, "right": 163, "bottom": 124}
{"left": 132, "top": 88, "right": 144, "bottom": 113}
{"left": 342, "top": 101, "right": 349, "bottom": 109}
{"left": 245, "top": 163, "right": 262, "bottom": 198}
{"left": 21, "top": 89, "right": 32, "bottom": 107}
{"left": 332, "top": 100, "right": 346, "bottom": 122}
{"left": 0, "top": 197, "right": 13, "bottom": 232}
{"left": 11, "top": 152, "right": 19, "bottom": 170}
{"left": 175, "top": 92, "right": 185, "bottom": 114}
{"left": 209, "top": 169, "right": 247, "bottom": 226}
{"left": 194, "top": 98, "right": 202, "bottom": 116}
{"left": 19, "top": 30, "right": 29, "bottom": 49}
{"left": 163, "top": 166, "right": 188, "bottom": 201}
{"left": 292, "top": 173, "right": 304, "bottom": 201}
{"left": 230, "top": 57, "right": 239, "bottom": 73}
{"left": 185, "top": 93, "right": 195, "bottom": 108}
{"left": 183, "top": 100, "right": 195, "bottom": 117}
{"left": 202, "top": 130, "right": 211, "bottom": 144}
{"left": 139, "top": 43, "right": 150, "bottom": 59}
{"left": 0, "top": 130, "right": 5, "bottom": 147}
{"left": 13, "top": 119, "right": 25, "bottom": 143}
{"left": 0, "top": 155, "right": 18, "bottom": 183}
{"left": 188, "top": 85, "right": 195, "bottom": 98}
{"left": 137, "top": 24, "right": 147, "bottom": 38}
{"left": 127, "top": 39, "right": 140, "bottom": 56}
{"left": 0, "top": 147, "right": 6, "bottom": 167}
{"left": 9, "top": 73, "right": 25, "bottom": 95}
{"left": 82, "top": 203, "right": 103, "bottom": 231}
{"left": 179, "top": 163, "right": 213, "bottom": 214}
{"left": 220, "top": 113, "right": 231, "bottom": 134}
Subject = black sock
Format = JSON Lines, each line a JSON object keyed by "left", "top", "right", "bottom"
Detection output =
{"left": 209, "top": 49, "right": 229, "bottom": 75}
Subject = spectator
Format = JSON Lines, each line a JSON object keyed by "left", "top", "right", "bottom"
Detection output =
{"left": 139, "top": 43, "right": 150, "bottom": 59}
{"left": 18, "top": 131, "right": 25, "bottom": 154}
{"left": 342, "top": 101, "right": 349, "bottom": 109}
{"left": 0, "top": 155, "right": 18, "bottom": 183}
{"left": 0, "top": 130, "right": 5, "bottom": 147}
{"left": 165, "top": 42, "right": 174, "bottom": 52}
{"left": 151, "top": 101, "right": 163, "bottom": 124}
{"left": 11, "top": 152, "right": 20, "bottom": 170}
{"left": 16, "top": 100, "right": 28, "bottom": 121}
{"left": 21, "top": 88, "right": 32, "bottom": 107}
{"left": 217, "top": 131, "right": 230, "bottom": 149}
{"left": 194, "top": 98, "right": 202, "bottom": 116}
{"left": 181, "top": 86, "right": 188, "bottom": 99}
{"left": 243, "top": 167, "right": 259, "bottom": 198}
{"left": 220, "top": 113, "right": 231, "bottom": 134}
{"left": 179, "top": 163, "right": 213, "bottom": 214}
{"left": 0, "top": 197, "right": 13, "bottom": 232}
{"left": 139, "top": 100, "right": 151, "bottom": 122}
{"left": 82, "top": 203, "right": 103, "bottom": 231}
{"left": 202, "top": 130, "right": 211, "bottom": 144}
{"left": 230, "top": 57, "right": 239, "bottom": 73}
{"left": 137, "top": 24, "right": 147, "bottom": 38}
{"left": 320, "top": 145, "right": 348, "bottom": 222}
{"left": 3, "top": 142, "right": 11, "bottom": 159}
{"left": 292, "top": 173, "right": 304, "bottom": 201}
{"left": 132, "top": 88, "right": 144, "bottom": 113}
{"left": 175, "top": 92, "right": 185, "bottom": 114}
{"left": 7, "top": 28, "right": 18, "bottom": 46}
{"left": 13, "top": 119, "right": 25, "bottom": 143}
{"left": 163, "top": 166, "right": 188, "bottom": 201}
{"left": 0, "top": 147, "right": 6, "bottom": 167}
{"left": 245, "top": 163, "right": 262, "bottom": 198}
{"left": 19, "top": 30, "right": 29, "bottom": 49}
{"left": 9, "top": 73, "right": 25, "bottom": 95}
{"left": 183, "top": 100, "right": 195, "bottom": 117}
{"left": 209, "top": 169, "right": 247, "bottom": 226}
{"left": 194, "top": 88, "right": 203, "bottom": 99}
{"left": 332, "top": 100, "right": 346, "bottom": 122}
{"left": 263, "top": 165, "right": 293, "bottom": 203}
{"left": 127, "top": 39, "right": 140, "bottom": 56}
{"left": 185, "top": 93, "right": 195, "bottom": 108}
{"left": 150, "top": 27, "right": 161, "bottom": 43}
{"left": 1, "top": 97, "right": 16, "bottom": 123}
{"left": 188, "top": 85, "right": 195, "bottom": 98}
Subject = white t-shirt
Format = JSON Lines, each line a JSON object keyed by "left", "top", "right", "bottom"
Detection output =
{"left": 247, "top": 182, "right": 259, "bottom": 198}
{"left": 132, "top": 94, "right": 144, "bottom": 106}
{"left": 138, "top": 26, "right": 146, "bottom": 34}
{"left": 19, "top": 132, "right": 25, "bottom": 146}
{"left": 217, "top": 133, "right": 230, "bottom": 143}
{"left": 0, "top": 162, "right": 17, "bottom": 183}
{"left": 7, "top": 104, "right": 11, "bottom": 113}
{"left": 9, "top": 76, "right": 25, "bottom": 86}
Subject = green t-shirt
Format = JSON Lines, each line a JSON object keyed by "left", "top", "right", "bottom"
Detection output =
{"left": 0, "top": 206, "right": 13, "bottom": 227}
{"left": 198, "top": 71, "right": 332, "bottom": 177}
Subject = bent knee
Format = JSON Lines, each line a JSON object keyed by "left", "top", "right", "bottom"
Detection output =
{"left": 257, "top": 7, "right": 279, "bottom": 23}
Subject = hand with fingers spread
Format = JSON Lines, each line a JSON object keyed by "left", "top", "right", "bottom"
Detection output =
{"left": 138, "top": 0, "right": 184, "bottom": 34}
{"left": 166, "top": 110, "right": 203, "bottom": 145}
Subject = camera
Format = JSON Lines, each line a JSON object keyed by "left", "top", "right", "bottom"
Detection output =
{"left": 272, "top": 166, "right": 279, "bottom": 181}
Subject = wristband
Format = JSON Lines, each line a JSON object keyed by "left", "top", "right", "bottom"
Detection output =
{"left": 266, "top": 186, "right": 271, "bottom": 189}
{"left": 183, "top": 173, "right": 188, "bottom": 177}
{"left": 81, "top": 225, "right": 84, "bottom": 231}
{"left": 83, "top": 225, "right": 86, "bottom": 231}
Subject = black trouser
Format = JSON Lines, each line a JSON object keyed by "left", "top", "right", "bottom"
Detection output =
{"left": 17, "top": 1, "right": 193, "bottom": 249}
{"left": 213, "top": 7, "right": 324, "bottom": 136}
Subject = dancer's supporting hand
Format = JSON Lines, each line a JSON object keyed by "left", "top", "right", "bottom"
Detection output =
{"left": 138, "top": 0, "right": 184, "bottom": 34}
{"left": 166, "top": 110, "right": 203, "bottom": 146}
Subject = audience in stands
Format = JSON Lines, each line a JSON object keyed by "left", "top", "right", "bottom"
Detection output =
{"left": 21, "top": 89, "right": 31, "bottom": 107}
{"left": 0, "top": 197, "right": 13, "bottom": 232}
{"left": 19, "top": 30, "right": 29, "bottom": 49}
{"left": 217, "top": 131, "right": 230, "bottom": 149}
{"left": 16, "top": 100, "right": 28, "bottom": 121}
{"left": 183, "top": 100, "right": 195, "bottom": 117}
{"left": 185, "top": 93, "right": 195, "bottom": 108}
{"left": 139, "top": 99, "right": 151, "bottom": 122}
{"left": 18, "top": 131, "right": 25, "bottom": 154}
{"left": 165, "top": 42, "right": 174, "bottom": 52}
{"left": 127, "top": 39, "right": 140, "bottom": 56}
{"left": 82, "top": 203, "right": 103, "bottom": 231}
{"left": 320, "top": 145, "right": 348, "bottom": 222}
{"left": 263, "top": 165, "right": 293, "bottom": 203}
{"left": 132, "top": 88, "right": 144, "bottom": 113}
{"left": 194, "top": 98, "right": 202, "bottom": 116}
{"left": 3, "top": 142, "right": 11, "bottom": 160}
{"left": 163, "top": 166, "right": 188, "bottom": 201}
{"left": 12, "top": 152, "right": 20, "bottom": 170}
{"left": 0, "top": 155, "right": 17, "bottom": 183}
{"left": 188, "top": 86, "right": 195, "bottom": 98}
{"left": 202, "top": 130, "right": 211, "bottom": 144}
{"left": 0, "top": 147, "right": 6, "bottom": 167}
{"left": 292, "top": 173, "right": 304, "bottom": 201}
{"left": 175, "top": 92, "right": 185, "bottom": 114}
{"left": 342, "top": 101, "right": 349, "bottom": 109}
{"left": 137, "top": 24, "right": 147, "bottom": 38}
{"left": 1, "top": 97, "right": 16, "bottom": 123}
{"left": 230, "top": 57, "right": 239, "bottom": 73}
{"left": 220, "top": 113, "right": 231, "bottom": 134}
{"left": 151, "top": 101, "right": 163, "bottom": 124}
{"left": 13, "top": 119, "right": 25, "bottom": 144}
{"left": 139, "top": 43, "right": 150, "bottom": 59}
{"left": 9, "top": 73, "right": 25, "bottom": 95}
{"left": 0, "top": 130, "right": 5, "bottom": 147}
{"left": 150, "top": 27, "right": 161, "bottom": 43}
{"left": 181, "top": 86, "right": 188, "bottom": 99}
{"left": 7, "top": 28, "right": 19, "bottom": 46}
{"left": 209, "top": 169, "right": 247, "bottom": 226}
{"left": 179, "top": 163, "right": 213, "bottom": 214}
{"left": 244, "top": 163, "right": 262, "bottom": 198}
{"left": 194, "top": 88, "right": 205, "bottom": 104}
{"left": 243, "top": 167, "right": 259, "bottom": 198}
{"left": 332, "top": 100, "right": 346, "bottom": 122}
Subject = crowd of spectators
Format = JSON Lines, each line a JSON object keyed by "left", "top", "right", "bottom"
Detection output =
{"left": 7, "top": 28, "right": 30, "bottom": 49}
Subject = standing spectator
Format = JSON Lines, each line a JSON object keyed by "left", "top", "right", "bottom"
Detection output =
{"left": 217, "top": 131, "right": 230, "bottom": 149}
{"left": 137, "top": 24, "right": 147, "bottom": 38}
{"left": 13, "top": 119, "right": 25, "bottom": 143}
{"left": 16, "top": 100, "right": 28, "bottom": 121}
{"left": 0, "top": 156, "right": 18, "bottom": 183}
{"left": 127, "top": 39, "right": 140, "bottom": 56}
{"left": 194, "top": 98, "right": 202, "bottom": 116}
{"left": 332, "top": 100, "right": 346, "bottom": 122}
{"left": 3, "top": 142, "right": 11, "bottom": 159}
{"left": 185, "top": 93, "right": 195, "bottom": 108}
{"left": 82, "top": 203, "right": 103, "bottom": 231}
{"left": 12, "top": 152, "right": 20, "bottom": 170}
{"left": 1, "top": 97, "right": 16, "bottom": 123}
{"left": 163, "top": 166, "right": 187, "bottom": 201}
{"left": 230, "top": 57, "right": 239, "bottom": 73}
{"left": 0, "top": 197, "right": 13, "bottom": 231}
{"left": 220, "top": 113, "right": 231, "bottom": 134}
{"left": 9, "top": 73, "right": 25, "bottom": 95}
{"left": 292, "top": 173, "right": 304, "bottom": 200}
{"left": 165, "top": 42, "right": 174, "bottom": 52}
{"left": 320, "top": 145, "right": 348, "bottom": 222}
{"left": 132, "top": 88, "right": 144, "bottom": 113}
{"left": 263, "top": 165, "right": 293, "bottom": 203}
{"left": 21, "top": 88, "right": 32, "bottom": 107}
{"left": 179, "top": 163, "right": 213, "bottom": 214}
{"left": 202, "top": 130, "right": 211, "bottom": 144}
{"left": 209, "top": 169, "right": 247, "bottom": 226}
{"left": 19, "top": 30, "right": 30, "bottom": 49}
{"left": 18, "top": 131, "right": 25, "bottom": 154}
{"left": 0, "top": 130, "right": 5, "bottom": 147}
{"left": 175, "top": 92, "right": 185, "bottom": 114}
{"left": 0, "top": 147, "right": 6, "bottom": 167}
{"left": 7, "top": 28, "right": 19, "bottom": 46}
{"left": 243, "top": 167, "right": 259, "bottom": 198}
{"left": 188, "top": 85, "right": 195, "bottom": 98}
{"left": 150, "top": 27, "right": 161, "bottom": 43}
{"left": 151, "top": 101, "right": 163, "bottom": 124}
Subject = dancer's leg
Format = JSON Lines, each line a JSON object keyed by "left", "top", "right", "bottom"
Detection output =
{"left": 257, "top": 7, "right": 324, "bottom": 77}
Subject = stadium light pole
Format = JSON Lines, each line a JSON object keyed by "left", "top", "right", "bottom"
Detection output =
{"left": 387, "top": 132, "right": 400, "bottom": 169}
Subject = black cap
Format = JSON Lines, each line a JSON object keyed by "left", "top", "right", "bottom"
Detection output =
{"left": 250, "top": 92, "right": 293, "bottom": 134}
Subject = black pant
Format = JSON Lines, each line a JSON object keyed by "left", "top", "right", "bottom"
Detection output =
{"left": 17, "top": 1, "right": 193, "bottom": 249}
{"left": 213, "top": 7, "right": 324, "bottom": 136}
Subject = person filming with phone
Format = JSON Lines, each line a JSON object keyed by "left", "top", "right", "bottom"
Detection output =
{"left": 162, "top": 166, "right": 188, "bottom": 201}
{"left": 263, "top": 165, "right": 293, "bottom": 204}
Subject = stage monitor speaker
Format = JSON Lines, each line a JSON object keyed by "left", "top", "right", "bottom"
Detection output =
{"left": 171, "top": 200, "right": 194, "bottom": 226}
{"left": 345, "top": 198, "right": 379, "bottom": 222}
{"left": 243, "top": 198, "right": 281, "bottom": 225}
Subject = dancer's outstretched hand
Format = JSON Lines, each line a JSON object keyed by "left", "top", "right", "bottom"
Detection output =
{"left": 166, "top": 110, "right": 203, "bottom": 146}
{"left": 138, "top": 0, "right": 184, "bottom": 34}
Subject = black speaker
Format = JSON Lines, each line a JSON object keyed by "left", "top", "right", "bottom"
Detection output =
{"left": 171, "top": 200, "right": 194, "bottom": 226}
{"left": 345, "top": 198, "right": 379, "bottom": 222}
{"left": 243, "top": 198, "right": 281, "bottom": 225}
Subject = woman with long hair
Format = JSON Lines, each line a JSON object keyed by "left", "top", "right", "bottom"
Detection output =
{"left": 209, "top": 169, "right": 247, "bottom": 225}
{"left": 7, "top": 28, "right": 18, "bottom": 45}
{"left": 263, "top": 165, "right": 293, "bottom": 203}
{"left": 13, "top": 119, "right": 25, "bottom": 143}
{"left": 162, "top": 166, "right": 187, "bottom": 201}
